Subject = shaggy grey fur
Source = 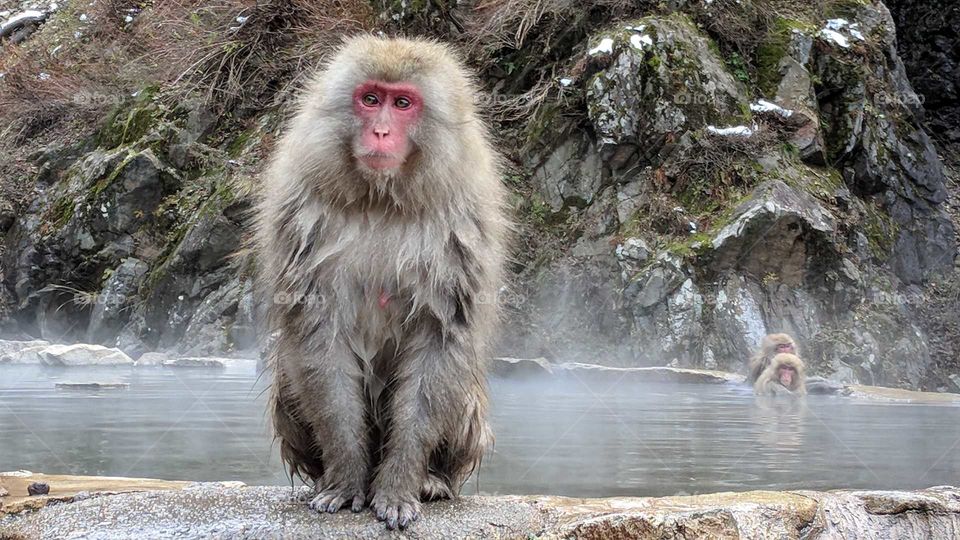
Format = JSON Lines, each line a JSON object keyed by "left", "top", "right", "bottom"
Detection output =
{"left": 255, "top": 36, "right": 509, "bottom": 530}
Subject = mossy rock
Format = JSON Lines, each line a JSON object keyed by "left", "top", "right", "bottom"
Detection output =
{"left": 584, "top": 14, "right": 751, "bottom": 155}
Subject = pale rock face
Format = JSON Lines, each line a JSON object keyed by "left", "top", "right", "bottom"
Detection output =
{"left": 38, "top": 344, "right": 134, "bottom": 366}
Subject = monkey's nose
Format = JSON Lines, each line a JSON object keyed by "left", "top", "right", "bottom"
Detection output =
{"left": 374, "top": 126, "right": 390, "bottom": 138}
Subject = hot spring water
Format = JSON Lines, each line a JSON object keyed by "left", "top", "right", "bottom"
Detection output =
{"left": 1, "top": 363, "right": 957, "bottom": 497}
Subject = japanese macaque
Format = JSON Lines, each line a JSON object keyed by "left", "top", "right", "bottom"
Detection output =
{"left": 754, "top": 353, "right": 807, "bottom": 396}
{"left": 256, "top": 36, "right": 509, "bottom": 530}
{"left": 747, "top": 333, "right": 797, "bottom": 385}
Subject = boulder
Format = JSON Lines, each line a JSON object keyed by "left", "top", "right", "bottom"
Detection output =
{"left": 38, "top": 344, "right": 134, "bottom": 366}
{"left": 140, "top": 188, "right": 248, "bottom": 351}
{"left": 531, "top": 137, "right": 603, "bottom": 211}
{"left": 705, "top": 180, "right": 836, "bottom": 284}
{"left": 161, "top": 357, "right": 229, "bottom": 368}
{"left": 556, "top": 363, "right": 743, "bottom": 384}
{"left": 623, "top": 255, "right": 704, "bottom": 365}
{"left": 0, "top": 340, "right": 50, "bottom": 363}
{"left": 888, "top": 0, "right": 960, "bottom": 144}
{"left": 133, "top": 352, "right": 171, "bottom": 366}
{"left": 811, "top": 3, "right": 956, "bottom": 284}
{"left": 490, "top": 357, "right": 553, "bottom": 377}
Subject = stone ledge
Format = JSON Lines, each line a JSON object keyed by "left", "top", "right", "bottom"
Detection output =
{"left": 2, "top": 473, "right": 958, "bottom": 539}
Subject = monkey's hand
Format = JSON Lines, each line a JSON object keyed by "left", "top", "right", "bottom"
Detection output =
{"left": 309, "top": 484, "right": 366, "bottom": 514}
{"left": 370, "top": 489, "right": 421, "bottom": 530}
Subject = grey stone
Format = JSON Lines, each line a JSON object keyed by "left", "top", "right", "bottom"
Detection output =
{"left": 0, "top": 340, "right": 50, "bottom": 364}
{"left": 134, "top": 352, "right": 171, "bottom": 366}
{"left": 38, "top": 344, "right": 134, "bottom": 366}
{"left": 6, "top": 480, "right": 958, "bottom": 538}
{"left": 162, "top": 357, "right": 227, "bottom": 368}
{"left": 706, "top": 180, "right": 835, "bottom": 285}
{"left": 86, "top": 258, "right": 149, "bottom": 345}
{"left": 532, "top": 137, "right": 603, "bottom": 211}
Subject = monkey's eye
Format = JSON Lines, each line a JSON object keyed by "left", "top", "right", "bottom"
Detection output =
{"left": 362, "top": 93, "right": 380, "bottom": 106}
{"left": 394, "top": 96, "right": 412, "bottom": 109}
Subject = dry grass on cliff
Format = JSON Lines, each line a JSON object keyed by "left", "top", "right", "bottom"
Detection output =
{"left": 137, "top": 0, "right": 373, "bottom": 111}
{"left": 0, "top": 0, "right": 373, "bottom": 150}
{"left": 468, "top": 0, "right": 636, "bottom": 51}
{"left": 0, "top": 0, "right": 374, "bottom": 216}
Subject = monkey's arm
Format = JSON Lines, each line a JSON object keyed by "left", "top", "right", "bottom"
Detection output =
{"left": 768, "top": 383, "right": 797, "bottom": 397}
{"left": 754, "top": 378, "right": 795, "bottom": 397}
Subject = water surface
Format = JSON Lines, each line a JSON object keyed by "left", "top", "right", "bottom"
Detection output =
{"left": 1, "top": 364, "right": 958, "bottom": 497}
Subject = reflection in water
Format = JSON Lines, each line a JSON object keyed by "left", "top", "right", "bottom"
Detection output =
{"left": 751, "top": 396, "right": 806, "bottom": 449}
{"left": 1, "top": 365, "right": 958, "bottom": 497}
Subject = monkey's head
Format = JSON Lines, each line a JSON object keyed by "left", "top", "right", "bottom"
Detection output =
{"left": 770, "top": 353, "right": 804, "bottom": 390}
{"left": 301, "top": 35, "right": 480, "bottom": 191}
{"left": 762, "top": 333, "right": 797, "bottom": 356}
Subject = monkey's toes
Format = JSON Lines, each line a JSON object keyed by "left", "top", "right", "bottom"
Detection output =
{"left": 309, "top": 489, "right": 366, "bottom": 514}
{"left": 371, "top": 494, "right": 420, "bottom": 530}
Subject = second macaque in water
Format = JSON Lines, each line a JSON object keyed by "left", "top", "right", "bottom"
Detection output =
{"left": 754, "top": 353, "right": 807, "bottom": 397}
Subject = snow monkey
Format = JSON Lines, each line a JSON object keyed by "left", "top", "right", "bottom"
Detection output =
{"left": 256, "top": 36, "right": 509, "bottom": 529}
{"left": 754, "top": 353, "right": 807, "bottom": 396}
{"left": 747, "top": 333, "right": 798, "bottom": 385}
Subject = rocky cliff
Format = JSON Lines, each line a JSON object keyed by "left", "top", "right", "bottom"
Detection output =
{"left": 0, "top": 0, "right": 957, "bottom": 390}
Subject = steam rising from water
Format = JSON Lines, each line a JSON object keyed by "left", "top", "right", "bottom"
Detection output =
{"left": 1, "top": 365, "right": 958, "bottom": 496}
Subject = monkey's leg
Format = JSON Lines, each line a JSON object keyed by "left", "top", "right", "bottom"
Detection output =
{"left": 427, "top": 383, "right": 491, "bottom": 498}
{"left": 369, "top": 328, "right": 474, "bottom": 529}
{"left": 300, "top": 338, "right": 370, "bottom": 514}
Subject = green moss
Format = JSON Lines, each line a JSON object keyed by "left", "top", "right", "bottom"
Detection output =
{"left": 646, "top": 54, "right": 662, "bottom": 71}
{"left": 49, "top": 196, "right": 76, "bottom": 230}
{"left": 226, "top": 129, "right": 255, "bottom": 158}
{"left": 661, "top": 230, "right": 716, "bottom": 260}
{"left": 862, "top": 204, "right": 899, "bottom": 260}
{"left": 725, "top": 52, "right": 751, "bottom": 84}
{"left": 91, "top": 150, "right": 138, "bottom": 197}
{"left": 524, "top": 103, "right": 563, "bottom": 151}
{"left": 529, "top": 197, "right": 552, "bottom": 225}
{"left": 98, "top": 85, "right": 162, "bottom": 149}
{"left": 754, "top": 18, "right": 814, "bottom": 97}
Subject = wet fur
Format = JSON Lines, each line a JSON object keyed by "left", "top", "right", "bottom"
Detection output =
{"left": 747, "top": 333, "right": 797, "bottom": 385}
{"left": 754, "top": 353, "right": 807, "bottom": 396}
{"left": 255, "top": 36, "right": 508, "bottom": 526}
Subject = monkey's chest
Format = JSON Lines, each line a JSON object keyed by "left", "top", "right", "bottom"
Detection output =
{"left": 305, "top": 210, "right": 453, "bottom": 349}
{"left": 326, "top": 248, "right": 437, "bottom": 352}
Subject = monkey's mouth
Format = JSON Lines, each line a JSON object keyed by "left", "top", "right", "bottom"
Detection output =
{"left": 357, "top": 153, "right": 406, "bottom": 171}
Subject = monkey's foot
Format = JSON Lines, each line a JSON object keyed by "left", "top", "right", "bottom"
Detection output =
{"left": 309, "top": 487, "right": 366, "bottom": 514}
{"left": 421, "top": 474, "right": 453, "bottom": 501}
{"left": 370, "top": 491, "right": 421, "bottom": 530}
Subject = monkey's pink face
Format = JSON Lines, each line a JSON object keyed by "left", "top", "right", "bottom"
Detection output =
{"left": 352, "top": 80, "right": 423, "bottom": 172}
{"left": 778, "top": 366, "right": 796, "bottom": 386}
